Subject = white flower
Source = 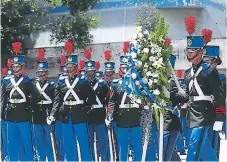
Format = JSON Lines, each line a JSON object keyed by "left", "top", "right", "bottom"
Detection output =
{"left": 153, "top": 89, "right": 160, "bottom": 96}
{"left": 144, "top": 105, "right": 149, "bottom": 109}
{"left": 138, "top": 33, "right": 144, "bottom": 38}
{"left": 153, "top": 79, "right": 158, "bottom": 83}
{"left": 150, "top": 48, "right": 155, "bottom": 54}
{"left": 143, "top": 48, "right": 149, "bottom": 53}
{"left": 135, "top": 81, "right": 140, "bottom": 86}
{"left": 132, "top": 39, "right": 137, "bottom": 45}
{"left": 148, "top": 79, "right": 153, "bottom": 86}
{"left": 144, "top": 63, "right": 149, "bottom": 68}
{"left": 146, "top": 71, "right": 152, "bottom": 77}
{"left": 136, "top": 26, "right": 142, "bottom": 33}
{"left": 129, "top": 93, "right": 134, "bottom": 98}
{"left": 143, "top": 30, "right": 149, "bottom": 35}
{"left": 131, "top": 73, "right": 137, "bottom": 79}
{"left": 136, "top": 98, "right": 142, "bottom": 104}
{"left": 153, "top": 73, "right": 159, "bottom": 78}
{"left": 142, "top": 78, "right": 148, "bottom": 84}
{"left": 149, "top": 56, "right": 156, "bottom": 62}
{"left": 131, "top": 52, "right": 137, "bottom": 59}
{"left": 132, "top": 34, "right": 137, "bottom": 39}
{"left": 136, "top": 61, "right": 142, "bottom": 68}
{"left": 152, "top": 57, "right": 164, "bottom": 69}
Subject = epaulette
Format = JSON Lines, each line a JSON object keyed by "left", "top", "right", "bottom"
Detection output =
{"left": 78, "top": 75, "right": 87, "bottom": 84}
{"left": 98, "top": 79, "right": 106, "bottom": 87}
{"left": 58, "top": 76, "right": 67, "bottom": 84}
{"left": 23, "top": 75, "right": 32, "bottom": 83}
{"left": 111, "top": 79, "right": 120, "bottom": 87}
{"left": 201, "top": 63, "right": 211, "bottom": 70}
{"left": 48, "top": 80, "right": 55, "bottom": 87}
{"left": 2, "top": 77, "right": 11, "bottom": 84}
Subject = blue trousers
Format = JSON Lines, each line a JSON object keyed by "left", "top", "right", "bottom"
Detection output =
{"left": 223, "top": 121, "right": 226, "bottom": 134}
{"left": 61, "top": 116, "right": 92, "bottom": 161}
{"left": 163, "top": 130, "right": 181, "bottom": 161}
{"left": 88, "top": 123, "right": 110, "bottom": 161}
{"left": 1, "top": 120, "right": 8, "bottom": 161}
{"left": 117, "top": 126, "right": 142, "bottom": 161}
{"left": 181, "top": 117, "right": 192, "bottom": 147}
{"left": 145, "top": 122, "right": 157, "bottom": 161}
{"left": 54, "top": 120, "right": 65, "bottom": 161}
{"left": 6, "top": 121, "right": 34, "bottom": 161}
{"left": 208, "top": 127, "right": 220, "bottom": 157}
{"left": 186, "top": 126, "right": 218, "bottom": 161}
{"left": 32, "top": 124, "right": 54, "bottom": 161}
{"left": 112, "top": 121, "right": 119, "bottom": 159}
{"left": 175, "top": 131, "right": 185, "bottom": 153}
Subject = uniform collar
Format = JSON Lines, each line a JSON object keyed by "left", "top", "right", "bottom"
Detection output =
{"left": 192, "top": 60, "right": 203, "bottom": 71}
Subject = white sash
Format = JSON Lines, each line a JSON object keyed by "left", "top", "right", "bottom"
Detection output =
{"left": 9, "top": 77, "right": 26, "bottom": 103}
{"left": 92, "top": 82, "right": 103, "bottom": 108}
{"left": 63, "top": 78, "right": 84, "bottom": 105}
{"left": 36, "top": 82, "right": 52, "bottom": 104}
{"left": 189, "top": 66, "right": 204, "bottom": 96}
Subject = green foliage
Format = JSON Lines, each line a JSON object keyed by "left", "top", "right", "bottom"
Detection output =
{"left": 48, "top": 0, "right": 99, "bottom": 49}
{"left": 135, "top": 4, "right": 173, "bottom": 128}
{"left": 1, "top": 0, "right": 47, "bottom": 64}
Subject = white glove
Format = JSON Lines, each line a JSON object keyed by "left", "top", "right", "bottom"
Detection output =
{"left": 105, "top": 118, "right": 112, "bottom": 126}
{"left": 213, "top": 121, "right": 224, "bottom": 131}
{"left": 46, "top": 116, "right": 55, "bottom": 125}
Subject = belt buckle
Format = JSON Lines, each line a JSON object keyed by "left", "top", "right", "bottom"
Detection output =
{"left": 14, "top": 99, "right": 18, "bottom": 103}
{"left": 40, "top": 100, "right": 43, "bottom": 105}
{"left": 69, "top": 100, "right": 73, "bottom": 105}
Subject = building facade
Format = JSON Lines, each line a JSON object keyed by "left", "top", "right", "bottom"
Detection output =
{"left": 24, "top": 0, "right": 226, "bottom": 78}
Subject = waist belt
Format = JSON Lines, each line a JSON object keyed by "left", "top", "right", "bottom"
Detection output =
{"left": 119, "top": 103, "right": 139, "bottom": 109}
{"left": 9, "top": 99, "right": 26, "bottom": 103}
{"left": 92, "top": 104, "right": 104, "bottom": 109}
{"left": 64, "top": 100, "right": 84, "bottom": 105}
{"left": 37, "top": 100, "right": 52, "bottom": 105}
{"left": 189, "top": 96, "right": 213, "bottom": 102}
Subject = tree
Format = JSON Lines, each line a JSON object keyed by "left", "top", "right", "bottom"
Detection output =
{"left": 47, "top": 0, "right": 100, "bottom": 49}
{"left": 1, "top": 0, "right": 46, "bottom": 65}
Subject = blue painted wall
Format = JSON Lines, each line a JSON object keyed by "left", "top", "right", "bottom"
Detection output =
{"left": 47, "top": 0, "right": 226, "bottom": 14}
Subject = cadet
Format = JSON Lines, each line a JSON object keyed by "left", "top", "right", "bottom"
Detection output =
{"left": 106, "top": 54, "right": 143, "bottom": 161}
{"left": 83, "top": 50, "right": 110, "bottom": 161}
{"left": 31, "top": 49, "right": 55, "bottom": 161}
{"left": 47, "top": 41, "right": 96, "bottom": 161}
{"left": 203, "top": 45, "right": 224, "bottom": 157}
{"left": 172, "top": 34, "right": 225, "bottom": 161}
{"left": 103, "top": 50, "right": 119, "bottom": 160}
{"left": 1, "top": 42, "right": 39, "bottom": 161}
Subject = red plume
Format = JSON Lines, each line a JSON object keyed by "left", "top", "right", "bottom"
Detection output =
{"left": 79, "top": 60, "right": 85, "bottom": 69}
{"left": 23, "top": 71, "right": 28, "bottom": 76}
{"left": 95, "top": 61, "right": 100, "bottom": 70}
{"left": 1, "top": 68, "right": 7, "bottom": 76}
{"left": 12, "top": 42, "right": 22, "bottom": 54}
{"left": 60, "top": 54, "right": 66, "bottom": 65}
{"left": 176, "top": 70, "right": 184, "bottom": 78}
{"left": 64, "top": 41, "right": 73, "bottom": 54}
{"left": 123, "top": 42, "right": 130, "bottom": 54}
{"left": 202, "top": 28, "right": 213, "bottom": 44}
{"left": 83, "top": 49, "right": 91, "bottom": 60}
{"left": 7, "top": 58, "right": 12, "bottom": 68}
{"left": 104, "top": 50, "right": 111, "bottom": 61}
{"left": 37, "top": 49, "right": 45, "bottom": 61}
{"left": 164, "top": 37, "right": 172, "bottom": 47}
{"left": 185, "top": 16, "right": 197, "bottom": 35}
